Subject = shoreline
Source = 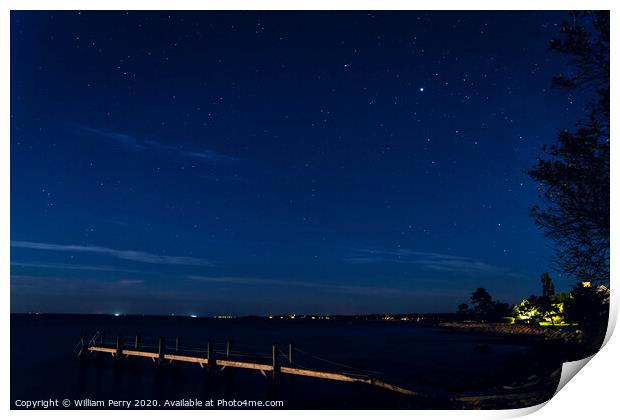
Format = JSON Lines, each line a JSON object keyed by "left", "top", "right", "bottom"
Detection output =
{"left": 438, "top": 322, "right": 582, "bottom": 343}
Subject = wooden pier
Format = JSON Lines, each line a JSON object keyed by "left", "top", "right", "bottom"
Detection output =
{"left": 77, "top": 332, "right": 420, "bottom": 397}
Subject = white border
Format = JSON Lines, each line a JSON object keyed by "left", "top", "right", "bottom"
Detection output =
{"left": 0, "top": 1, "right": 616, "bottom": 11}
{"left": 3, "top": 1, "right": 618, "bottom": 419}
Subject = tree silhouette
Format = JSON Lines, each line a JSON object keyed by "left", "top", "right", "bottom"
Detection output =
{"left": 564, "top": 284, "right": 609, "bottom": 328}
{"left": 529, "top": 11, "right": 609, "bottom": 284}
{"left": 538, "top": 273, "right": 558, "bottom": 325}
{"left": 457, "top": 303, "right": 469, "bottom": 313}
{"left": 468, "top": 288, "right": 510, "bottom": 322}
{"left": 540, "top": 272, "right": 555, "bottom": 298}
{"left": 457, "top": 303, "right": 470, "bottom": 320}
{"left": 471, "top": 288, "right": 494, "bottom": 316}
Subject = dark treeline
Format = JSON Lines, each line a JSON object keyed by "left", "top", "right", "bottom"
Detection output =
{"left": 528, "top": 11, "right": 609, "bottom": 340}
{"left": 529, "top": 11, "right": 609, "bottom": 345}
{"left": 454, "top": 13, "right": 610, "bottom": 352}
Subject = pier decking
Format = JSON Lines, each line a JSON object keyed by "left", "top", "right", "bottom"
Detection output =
{"left": 77, "top": 332, "right": 420, "bottom": 397}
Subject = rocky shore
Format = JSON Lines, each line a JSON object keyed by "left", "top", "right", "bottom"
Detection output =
{"left": 439, "top": 322, "right": 582, "bottom": 343}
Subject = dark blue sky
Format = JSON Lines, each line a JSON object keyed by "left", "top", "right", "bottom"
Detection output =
{"left": 10, "top": 11, "right": 588, "bottom": 315}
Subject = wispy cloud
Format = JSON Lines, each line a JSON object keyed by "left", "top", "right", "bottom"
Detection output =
{"left": 80, "top": 126, "right": 237, "bottom": 162}
{"left": 11, "top": 261, "right": 140, "bottom": 273}
{"left": 115, "top": 279, "right": 145, "bottom": 286}
{"left": 10, "top": 275, "right": 148, "bottom": 298}
{"left": 11, "top": 241, "right": 212, "bottom": 266}
{"left": 188, "top": 275, "right": 318, "bottom": 288}
{"left": 342, "top": 247, "right": 505, "bottom": 275}
{"left": 187, "top": 275, "right": 463, "bottom": 298}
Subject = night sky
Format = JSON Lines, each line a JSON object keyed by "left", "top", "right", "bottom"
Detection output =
{"left": 10, "top": 11, "right": 588, "bottom": 315}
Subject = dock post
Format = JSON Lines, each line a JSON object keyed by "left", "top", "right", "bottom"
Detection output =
{"left": 272, "top": 343, "right": 279, "bottom": 380}
{"left": 206, "top": 340, "right": 215, "bottom": 374}
{"left": 176, "top": 336, "right": 181, "bottom": 353}
{"left": 288, "top": 341, "right": 294, "bottom": 365}
{"left": 134, "top": 333, "right": 141, "bottom": 350}
{"left": 158, "top": 336, "right": 165, "bottom": 365}
{"left": 226, "top": 338, "right": 232, "bottom": 358}
{"left": 116, "top": 334, "right": 123, "bottom": 358}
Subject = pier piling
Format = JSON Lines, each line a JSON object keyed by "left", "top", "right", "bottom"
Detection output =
{"left": 272, "top": 343, "right": 279, "bottom": 380}
{"left": 288, "top": 341, "right": 294, "bottom": 365}
{"left": 158, "top": 337, "right": 165, "bottom": 365}
{"left": 116, "top": 334, "right": 123, "bottom": 358}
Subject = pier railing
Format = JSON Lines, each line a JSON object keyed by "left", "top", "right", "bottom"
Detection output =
{"left": 75, "top": 331, "right": 420, "bottom": 397}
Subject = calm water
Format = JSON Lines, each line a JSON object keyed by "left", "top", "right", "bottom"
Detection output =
{"left": 10, "top": 314, "right": 562, "bottom": 409}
